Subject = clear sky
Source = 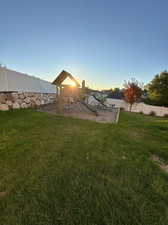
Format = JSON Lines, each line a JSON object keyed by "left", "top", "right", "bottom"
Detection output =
{"left": 1, "top": 0, "right": 168, "bottom": 89}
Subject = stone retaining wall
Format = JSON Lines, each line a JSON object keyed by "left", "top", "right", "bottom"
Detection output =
{"left": 0, "top": 92, "right": 56, "bottom": 111}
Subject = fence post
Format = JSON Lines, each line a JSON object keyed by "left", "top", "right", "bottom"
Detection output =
{"left": 116, "top": 107, "right": 120, "bottom": 124}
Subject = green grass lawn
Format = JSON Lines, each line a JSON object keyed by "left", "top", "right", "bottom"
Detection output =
{"left": 0, "top": 109, "right": 168, "bottom": 225}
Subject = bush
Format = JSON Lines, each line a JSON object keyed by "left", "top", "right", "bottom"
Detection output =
{"left": 164, "top": 114, "right": 168, "bottom": 118}
{"left": 139, "top": 111, "right": 144, "bottom": 114}
{"left": 149, "top": 111, "right": 156, "bottom": 116}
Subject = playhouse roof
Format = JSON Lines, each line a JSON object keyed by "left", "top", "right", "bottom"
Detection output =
{"left": 53, "top": 70, "right": 80, "bottom": 87}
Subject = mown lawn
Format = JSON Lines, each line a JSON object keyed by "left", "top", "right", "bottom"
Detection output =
{"left": 0, "top": 109, "right": 168, "bottom": 225}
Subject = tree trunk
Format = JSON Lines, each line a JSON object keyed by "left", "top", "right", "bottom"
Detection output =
{"left": 130, "top": 104, "right": 132, "bottom": 112}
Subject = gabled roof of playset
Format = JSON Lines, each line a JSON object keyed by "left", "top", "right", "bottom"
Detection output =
{"left": 53, "top": 70, "right": 80, "bottom": 87}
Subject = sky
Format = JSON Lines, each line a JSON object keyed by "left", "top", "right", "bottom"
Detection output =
{"left": 0, "top": 0, "right": 168, "bottom": 89}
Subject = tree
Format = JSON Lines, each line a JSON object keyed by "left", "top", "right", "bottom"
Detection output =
{"left": 146, "top": 71, "right": 168, "bottom": 107}
{"left": 123, "top": 79, "right": 143, "bottom": 111}
{"left": 113, "top": 88, "right": 120, "bottom": 93}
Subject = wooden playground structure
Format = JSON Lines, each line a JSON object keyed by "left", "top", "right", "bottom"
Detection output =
{"left": 52, "top": 70, "right": 83, "bottom": 113}
{"left": 37, "top": 70, "right": 121, "bottom": 123}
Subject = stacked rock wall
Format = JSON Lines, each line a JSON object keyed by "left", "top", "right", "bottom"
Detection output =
{"left": 0, "top": 92, "right": 56, "bottom": 111}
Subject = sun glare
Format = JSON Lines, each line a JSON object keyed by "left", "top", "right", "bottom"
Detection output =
{"left": 70, "top": 81, "right": 76, "bottom": 86}
{"left": 62, "top": 77, "right": 77, "bottom": 87}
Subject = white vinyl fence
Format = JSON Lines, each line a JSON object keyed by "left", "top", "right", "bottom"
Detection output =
{"left": 106, "top": 99, "right": 168, "bottom": 117}
{"left": 87, "top": 96, "right": 168, "bottom": 117}
{"left": 0, "top": 67, "right": 56, "bottom": 93}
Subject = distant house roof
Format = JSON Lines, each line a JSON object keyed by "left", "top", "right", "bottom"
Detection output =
{"left": 52, "top": 70, "right": 80, "bottom": 87}
{"left": 0, "top": 67, "right": 56, "bottom": 93}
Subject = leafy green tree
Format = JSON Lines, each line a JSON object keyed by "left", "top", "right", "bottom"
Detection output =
{"left": 147, "top": 71, "right": 168, "bottom": 107}
{"left": 113, "top": 88, "right": 120, "bottom": 93}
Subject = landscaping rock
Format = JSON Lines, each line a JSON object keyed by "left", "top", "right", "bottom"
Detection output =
{"left": 0, "top": 104, "right": 9, "bottom": 111}
{"left": 6, "top": 100, "right": 13, "bottom": 107}
{"left": 19, "top": 93, "right": 25, "bottom": 99}
{"left": 11, "top": 93, "right": 19, "bottom": 101}
{"left": 17, "top": 99, "right": 22, "bottom": 105}
{"left": 36, "top": 100, "right": 41, "bottom": 106}
{"left": 0, "top": 92, "right": 56, "bottom": 110}
{"left": 24, "top": 97, "right": 31, "bottom": 104}
{"left": 0, "top": 94, "right": 6, "bottom": 104}
{"left": 13, "top": 102, "right": 20, "bottom": 109}
{"left": 6, "top": 93, "right": 13, "bottom": 101}
{"left": 21, "top": 102, "right": 28, "bottom": 108}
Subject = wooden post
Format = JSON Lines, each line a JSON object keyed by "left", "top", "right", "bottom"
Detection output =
{"left": 116, "top": 107, "right": 120, "bottom": 124}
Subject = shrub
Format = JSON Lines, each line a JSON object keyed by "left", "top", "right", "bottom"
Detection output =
{"left": 149, "top": 111, "right": 156, "bottom": 116}
{"left": 164, "top": 114, "right": 168, "bottom": 118}
{"left": 139, "top": 111, "right": 144, "bottom": 114}
{"left": 120, "top": 107, "right": 125, "bottom": 111}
